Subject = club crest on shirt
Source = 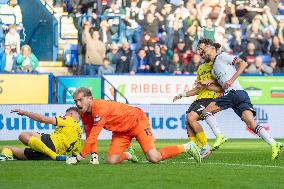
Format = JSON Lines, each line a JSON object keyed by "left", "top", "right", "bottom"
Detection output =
{"left": 94, "top": 115, "right": 101, "bottom": 123}
{"left": 59, "top": 116, "right": 66, "bottom": 120}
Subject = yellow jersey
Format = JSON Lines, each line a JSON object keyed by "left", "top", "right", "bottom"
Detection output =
{"left": 195, "top": 61, "right": 221, "bottom": 101}
{"left": 50, "top": 116, "right": 82, "bottom": 156}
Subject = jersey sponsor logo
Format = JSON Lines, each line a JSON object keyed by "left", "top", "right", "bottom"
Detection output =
{"left": 94, "top": 115, "right": 101, "bottom": 123}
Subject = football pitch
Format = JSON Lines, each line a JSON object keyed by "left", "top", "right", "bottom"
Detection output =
{"left": 1, "top": 139, "right": 284, "bottom": 189}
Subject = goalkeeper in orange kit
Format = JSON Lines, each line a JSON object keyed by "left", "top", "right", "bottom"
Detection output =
{"left": 65, "top": 87, "right": 201, "bottom": 165}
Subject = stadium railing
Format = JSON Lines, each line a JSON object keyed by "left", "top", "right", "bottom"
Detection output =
{"left": 101, "top": 75, "right": 129, "bottom": 104}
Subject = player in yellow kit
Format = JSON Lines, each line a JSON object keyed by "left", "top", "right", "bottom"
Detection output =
{"left": 0, "top": 107, "right": 82, "bottom": 161}
{"left": 173, "top": 39, "right": 227, "bottom": 158}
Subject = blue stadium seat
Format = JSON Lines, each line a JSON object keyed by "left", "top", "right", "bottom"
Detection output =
{"left": 275, "top": 15, "right": 284, "bottom": 21}
{"left": 0, "top": 0, "right": 8, "bottom": 4}
{"left": 262, "top": 55, "right": 271, "bottom": 64}
{"left": 63, "top": 44, "right": 78, "bottom": 67}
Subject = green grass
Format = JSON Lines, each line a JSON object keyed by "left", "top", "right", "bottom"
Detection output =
{"left": 1, "top": 139, "right": 284, "bottom": 189}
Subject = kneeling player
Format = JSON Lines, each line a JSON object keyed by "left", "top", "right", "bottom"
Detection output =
{"left": 65, "top": 87, "right": 201, "bottom": 165}
{"left": 0, "top": 107, "right": 82, "bottom": 161}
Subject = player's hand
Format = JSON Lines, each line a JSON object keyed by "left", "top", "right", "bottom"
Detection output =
{"left": 90, "top": 153, "right": 99, "bottom": 165}
{"left": 224, "top": 79, "right": 233, "bottom": 89}
{"left": 66, "top": 154, "right": 84, "bottom": 165}
{"left": 173, "top": 94, "right": 182, "bottom": 102}
{"left": 10, "top": 109, "right": 26, "bottom": 116}
{"left": 66, "top": 156, "right": 79, "bottom": 165}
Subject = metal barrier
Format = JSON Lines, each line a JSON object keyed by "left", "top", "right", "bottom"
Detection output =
{"left": 59, "top": 14, "right": 122, "bottom": 40}
{"left": 54, "top": 76, "right": 73, "bottom": 104}
{"left": 101, "top": 76, "right": 129, "bottom": 104}
{"left": 54, "top": 75, "right": 129, "bottom": 104}
{"left": 0, "top": 13, "right": 26, "bottom": 42}
{"left": 41, "top": 0, "right": 55, "bottom": 15}
{"left": 0, "top": 13, "right": 16, "bottom": 25}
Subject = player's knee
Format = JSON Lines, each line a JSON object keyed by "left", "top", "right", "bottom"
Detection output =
{"left": 106, "top": 156, "right": 120, "bottom": 164}
{"left": 187, "top": 113, "right": 198, "bottom": 125}
{"left": 18, "top": 132, "right": 29, "bottom": 145}
{"left": 146, "top": 153, "right": 161, "bottom": 163}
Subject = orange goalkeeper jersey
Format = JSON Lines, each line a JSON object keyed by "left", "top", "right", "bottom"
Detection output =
{"left": 80, "top": 99, "right": 143, "bottom": 157}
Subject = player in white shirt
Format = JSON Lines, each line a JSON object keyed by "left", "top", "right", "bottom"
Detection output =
{"left": 201, "top": 43, "right": 283, "bottom": 160}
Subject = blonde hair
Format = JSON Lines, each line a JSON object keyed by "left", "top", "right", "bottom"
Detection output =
{"left": 72, "top": 87, "right": 92, "bottom": 98}
{"left": 21, "top": 44, "right": 31, "bottom": 54}
{"left": 9, "top": 24, "right": 17, "bottom": 30}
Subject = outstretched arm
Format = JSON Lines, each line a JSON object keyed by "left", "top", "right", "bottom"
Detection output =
{"left": 11, "top": 109, "right": 56, "bottom": 125}
{"left": 205, "top": 84, "right": 224, "bottom": 93}
{"left": 173, "top": 87, "right": 200, "bottom": 102}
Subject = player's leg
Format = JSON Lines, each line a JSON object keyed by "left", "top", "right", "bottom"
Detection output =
{"left": 137, "top": 131, "right": 201, "bottom": 163}
{"left": 23, "top": 133, "right": 57, "bottom": 160}
{"left": 1, "top": 146, "right": 28, "bottom": 160}
{"left": 202, "top": 97, "right": 232, "bottom": 151}
{"left": 241, "top": 110, "right": 283, "bottom": 160}
{"left": 187, "top": 111, "right": 211, "bottom": 158}
{"left": 18, "top": 132, "right": 41, "bottom": 146}
{"left": 136, "top": 113, "right": 201, "bottom": 163}
{"left": 186, "top": 123, "right": 202, "bottom": 147}
{"left": 107, "top": 133, "right": 137, "bottom": 164}
{"left": 185, "top": 103, "right": 201, "bottom": 146}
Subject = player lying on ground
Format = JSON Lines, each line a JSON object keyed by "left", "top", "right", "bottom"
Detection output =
{"left": 0, "top": 107, "right": 82, "bottom": 161}
{"left": 63, "top": 87, "right": 201, "bottom": 165}
{"left": 201, "top": 43, "right": 283, "bottom": 160}
{"left": 173, "top": 39, "right": 227, "bottom": 159}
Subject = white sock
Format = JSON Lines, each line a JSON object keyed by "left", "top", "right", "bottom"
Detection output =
{"left": 202, "top": 144, "right": 210, "bottom": 150}
{"left": 255, "top": 125, "right": 275, "bottom": 145}
{"left": 204, "top": 112, "right": 222, "bottom": 136}
{"left": 126, "top": 152, "right": 132, "bottom": 160}
{"left": 183, "top": 142, "right": 192, "bottom": 151}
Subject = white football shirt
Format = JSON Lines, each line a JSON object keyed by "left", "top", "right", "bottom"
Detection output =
{"left": 212, "top": 52, "right": 244, "bottom": 91}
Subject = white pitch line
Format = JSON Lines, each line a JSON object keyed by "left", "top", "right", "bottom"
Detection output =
{"left": 141, "top": 161, "right": 284, "bottom": 169}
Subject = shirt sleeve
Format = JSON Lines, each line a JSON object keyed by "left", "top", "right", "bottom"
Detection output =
{"left": 222, "top": 52, "right": 238, "bottom": 65}
{"left": 80, "top": 119, "right": 105, "bottom": 157}
{"left": 55, "top": 116, "right": 70, "bottom": 127}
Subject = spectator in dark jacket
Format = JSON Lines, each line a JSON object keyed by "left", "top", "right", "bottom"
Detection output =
{"left": 148, "top": 44, "right": 168, "bottom": 73}
{"left": 240, "top": 42, "right": 258, "bottom": 66}
{"left": 113, "top": 42, "right": 135, "bottom": 73}
{"left": 168, "top": 53, "right": 186, "bottom": 74}
{"left": 132, "top": 48, "right": 150, "bottom": 74}
{"left": 270, "top": 36, "right": 284, "bottom": 70}
{"left": 187, "top": 53, "right": 201, "bottom": 74}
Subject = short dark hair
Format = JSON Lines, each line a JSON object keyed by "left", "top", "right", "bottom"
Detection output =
{"left": 198, "top": 38, "right": 214, "bottom": 46}
{"left": 66, "top": 107, "right": 80, "bottom": 115}
{"left": 212, "top": 42, "right": 221, "bottom": 50}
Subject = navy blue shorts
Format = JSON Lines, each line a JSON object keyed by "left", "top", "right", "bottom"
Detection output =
{"left": 214, "top": 90, "right": 256, "bottom": 118}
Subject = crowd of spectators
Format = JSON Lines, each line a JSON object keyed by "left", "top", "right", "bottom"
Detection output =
{"left": 62, "top": 0, "right": 284, "bottom": 76}
{"left": 1, "top": 0, "right": 284, "bottom": 75}
{"left": 0, "top": 0, "right": 39, "bottom": 73}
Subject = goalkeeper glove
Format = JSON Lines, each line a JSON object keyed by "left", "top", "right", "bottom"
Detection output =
{"left": 66, "top": 153, "right": 84, "bottom": 165}
{"left": 90, "top": 153, "right": 99, "bottom": 165}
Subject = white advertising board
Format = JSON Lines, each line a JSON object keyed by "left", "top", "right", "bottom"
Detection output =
{"left": 0, "top": 104, "right": 283, "bottom": 140}
{"left": 103, "top": 75, "right": 197, "bottom": 104}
